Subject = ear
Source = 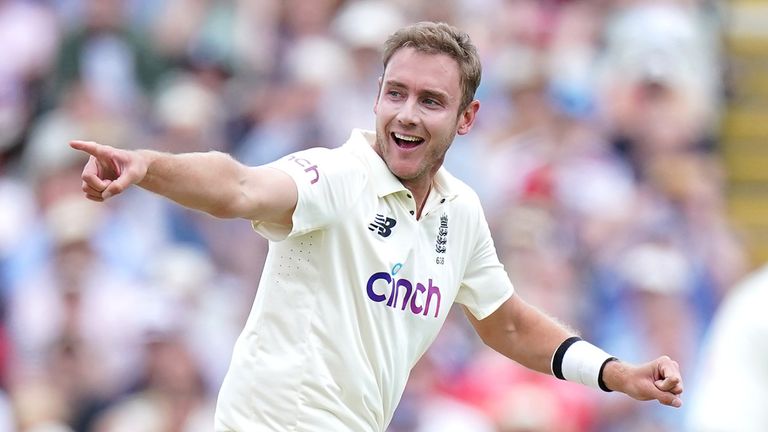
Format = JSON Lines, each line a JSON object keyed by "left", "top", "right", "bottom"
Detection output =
{"left": 457, "top": 100, "right": 480, "bottom": 135}
{"left": 373, "top": 76, "right": 383, "bottom": 114}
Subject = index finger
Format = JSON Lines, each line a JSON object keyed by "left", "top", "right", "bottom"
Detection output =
{"left": 70, "top": 140, "right": 105, "bottom": 157}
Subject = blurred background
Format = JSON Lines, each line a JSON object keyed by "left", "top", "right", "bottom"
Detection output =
{"left": 0, "top": 0, "right": 766, "bottom": 431}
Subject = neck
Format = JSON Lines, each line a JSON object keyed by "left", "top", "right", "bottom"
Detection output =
{"left": 403, "top": 179, "right": 431, "bottom": 220}
{"left": 401, "top": 162, "right": 442, "bottom": 219}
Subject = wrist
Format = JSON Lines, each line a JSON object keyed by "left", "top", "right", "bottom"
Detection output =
{"left": 136, "top": 149, "right": 160, "bottom": 166}
{"left": 598, "top": 357, "right": 620, "bottom": 392}
{"left": 599, "top": 358, "right": 625, "bottom": 392}
{"left": 136, "top": 149, "right": 161, "bottom": 186}
{"left": 551, "top": 336, "right": 618, "bottom": 392}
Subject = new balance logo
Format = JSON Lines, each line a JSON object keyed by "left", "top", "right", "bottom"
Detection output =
{"left": 368, "top": 214, "right": 397, "bottom": 238}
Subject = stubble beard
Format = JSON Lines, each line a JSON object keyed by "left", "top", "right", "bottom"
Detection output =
{"left": 375, "top": 131, "right": 453, "bottom": 185}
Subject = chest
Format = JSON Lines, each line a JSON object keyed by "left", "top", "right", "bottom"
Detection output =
{"left": 336, "top": 193, "right": 470, "bottom": 320}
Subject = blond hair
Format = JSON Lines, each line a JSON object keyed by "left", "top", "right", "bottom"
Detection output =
{"left": 382, "top": 22, "right": 482, "bottom": 112}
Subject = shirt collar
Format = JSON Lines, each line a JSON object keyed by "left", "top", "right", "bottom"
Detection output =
{"left": 345, "top": 129, "right": 460, "bottom": 201}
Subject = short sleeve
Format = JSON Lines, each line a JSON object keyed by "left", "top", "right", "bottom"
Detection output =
{"left": 455, "top": 202, "right": 514, "bottom": 320}
{"left": 252, "top": 147, "right": 367, "bottom": 241}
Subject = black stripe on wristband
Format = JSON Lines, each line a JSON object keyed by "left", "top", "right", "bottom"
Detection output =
{"left": 598, "top": 357, "right": 619, "bottom": 392}
{"left": 552, "top": 336, "right": 582, "bottom": 380}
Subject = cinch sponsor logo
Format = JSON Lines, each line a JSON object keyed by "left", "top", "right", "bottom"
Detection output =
{"left": 287, "top": 155, "right": 320, "bottom": 184}
{"left": 366, "top": 263, "right": 442, "bottom": 318}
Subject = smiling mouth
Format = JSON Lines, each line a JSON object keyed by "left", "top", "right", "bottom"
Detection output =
{"left": 392, "top": 132, "right": 425, "bottom": 149}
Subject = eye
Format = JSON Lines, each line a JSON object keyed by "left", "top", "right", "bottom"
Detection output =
{"left": 422, "top": 98, "right": 441, "bottom": 107}
{"left": 387, "top": 90, "right": 402, "bottom": 98}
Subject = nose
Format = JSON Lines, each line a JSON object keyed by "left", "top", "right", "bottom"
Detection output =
{"left": 396, "top": 98, "right": 419, "bottom": 127}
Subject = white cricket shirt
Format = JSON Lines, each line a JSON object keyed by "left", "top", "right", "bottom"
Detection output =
{"left": 214, "top": 129, "right": 514, "bottom": 431}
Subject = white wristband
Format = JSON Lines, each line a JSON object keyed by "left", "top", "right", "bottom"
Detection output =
{"left": 551, "top": 336, "right": 617, "bottom": 392}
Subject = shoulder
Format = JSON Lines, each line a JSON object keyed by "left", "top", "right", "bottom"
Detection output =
{"left": 274, "top": 145, "right": 368, "bottom": 184}
{"left": 282, "top": 144, "right": 359, "bottom": 166}
{"left": 440, "top": 168, "right": 485, "bottom": 215}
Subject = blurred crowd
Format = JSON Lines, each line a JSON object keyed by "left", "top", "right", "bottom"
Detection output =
{"left": 0, "top": 0, "right": 752, "bottom": 431}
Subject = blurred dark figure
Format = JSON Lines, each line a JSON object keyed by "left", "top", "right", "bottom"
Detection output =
{"left": 50, "top": 0, "right": 166, "bottom": 114}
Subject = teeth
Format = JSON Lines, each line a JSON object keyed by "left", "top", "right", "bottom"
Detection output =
{"left": 394, "top": 133, "right": 422, "bottom": 142}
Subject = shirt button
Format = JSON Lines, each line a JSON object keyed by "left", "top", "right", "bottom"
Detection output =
{"left": 409, "top": 210, "right": 415, "bottom": 215}
{"left": 407, "top": 193, "right": 412, "bottom": 199}
{"left": 440, "top": 198, "right": 446, "bottom": 203}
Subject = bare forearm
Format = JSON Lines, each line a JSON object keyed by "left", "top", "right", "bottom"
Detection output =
{"left": 70, "top": 140, "right": 297, "bottom": 224}
{"left": 495, "top": 305, "right": 573, "bottom": 374}
{"left": 470, "top": 296, "right": 684, "bottom": 407}
{"left": 138, "top": 150, "right": 248, "bottom": 218}
{"left": 469, "top": 296, "right": 574, "bottom": 375}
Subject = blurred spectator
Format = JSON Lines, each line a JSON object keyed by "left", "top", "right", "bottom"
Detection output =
{"left": 686, "top": 263, "right": 768, "bottom": 432}
{"left": 235, "top": 35, "right": 350, "bottom": 166}
{"left": 90, "top": 330, "right": 214, "bottom": 432}
{"left": 0, "top": 162, "right": 36, "bottom": 284}
{"left": 0, "top": 389, "right": 12, "bottom": 431}
{"left": 445, "top": 42, "right": 557, "bottom": 218}
{"left": 50, "top": 0, "right": 167, "bottom": 114}
{"left": 276, "top": 0, "right": 343, "bottom": 42}
{"left": 143, "top": 245, "right": 245, "bottom": 392}
{"left": 644, "top": 153, "right": 747, "bottom": 299}
{"left": 0, "top": 0, "right": 59, "bottom": 159}
{"left": 589, "top": 237, "right": 700, "bottom": 432}
{"left": 324, "top": 0, "right": 406, "bottom": 145}
{"left": 596, "top": 1, "right": 723, "bottom": 174}
{"left": 12, "top": 380, "right": 73, "bottom": 432}
{"left": 389, "top": 341, "right": 497, "bottom": 432}
{"left": 446, "top": 348, "right": 597, "bottom": 432}
{"left": 6, "top": 193, "right": 149, "bottom": 426}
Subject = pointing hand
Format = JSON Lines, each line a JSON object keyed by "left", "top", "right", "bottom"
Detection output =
{"left": 70, "top": 140, "right": 148, "bottom": 202}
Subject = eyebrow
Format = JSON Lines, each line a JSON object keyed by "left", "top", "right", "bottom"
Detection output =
{"left": 384, "top": 79, "right": 451, "bottom": 103}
